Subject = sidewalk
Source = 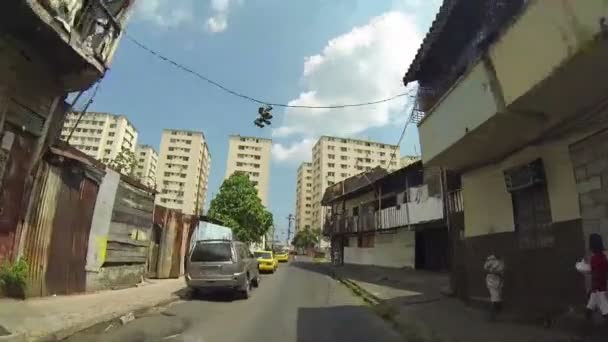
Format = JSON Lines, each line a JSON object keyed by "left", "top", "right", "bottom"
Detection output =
{"left": 0, "top": 278, "right": 186, "bottom": 341}
{"left": 330, "top": 264, "right": 599, "bottom": 342}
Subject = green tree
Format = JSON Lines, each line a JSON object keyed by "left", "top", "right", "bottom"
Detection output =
{"left": 208, "top": 172, "right": 273, "bottom": 243}
{"left": 291, "top": 228, "right": 320, "bottom": 250}
{"left": 109, "top": 149, "right": 138, "bottom": 176}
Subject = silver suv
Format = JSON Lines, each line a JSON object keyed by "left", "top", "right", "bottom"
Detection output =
{"left": 186, "top": 239, "right": 260, "bottom": 299}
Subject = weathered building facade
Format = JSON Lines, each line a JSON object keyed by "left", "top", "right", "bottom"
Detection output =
{"left": 0, "top": 0, "right": 136, "bottom": 264}
{"left": 322, "top": 163, "right": 447, "bottom": 270}
{"left": 405, "top": 0, "right": 608, "bottom": 319}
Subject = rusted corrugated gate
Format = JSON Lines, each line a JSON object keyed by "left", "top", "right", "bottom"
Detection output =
{"left": 46, "top": 164, "right": 99, "bottom": 295}
{"left": 152, "top": 206, "right": 197, "bottom": 279}
{"left": 22, "top": 148, "right": 102, "bottom": 296}
{"left": 0, "top": 127, "right": 36, "bottom": 265}
{"left": 22, "top": 162, "right": 60, "bottom": 297}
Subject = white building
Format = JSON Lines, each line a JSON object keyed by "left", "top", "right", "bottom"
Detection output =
{"left": 311, "top": 136, "right": 400, "bottom": 229}
{"left": 224, "top": 135, "right": 272, "bottom": 206}
{"left": 295, "top": 162, "right": 313, "bottom": 232}
{"left": 156, "top": 130, "right": 211, "bottom": 216}
{"left": 60, "top": 112, "right": 138, "bottom": 164}
{"left": 135, "top": 144, "right": 158, "bottom": 189}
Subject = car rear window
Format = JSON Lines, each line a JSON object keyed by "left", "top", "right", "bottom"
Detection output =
{"left": 191, "top": 242, "right": 233, "bottom": 262}
{"left": 255, "top": 252, "right": 272, "bottom": 259}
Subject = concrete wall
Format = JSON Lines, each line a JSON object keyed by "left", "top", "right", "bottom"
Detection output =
{"left": 419, "top": 61, "right": 499, "bottom": 165}
{"left": 344, "top": 229, "right": 415, "bottom": 268}
{"left": 86, "top": 264, "right": 145, "bottom": 292}
{"left": 569, "top": 129, "right": 608, "bottom": 242}
{"left": 462, "top": 138, "right": 580, "bottom": 237}
{"left": 490, "top": 0, "right": 608, "bottom": 106}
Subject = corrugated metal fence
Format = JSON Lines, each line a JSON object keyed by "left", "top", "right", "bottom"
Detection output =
{"left": 22, "top": 151, "right": 102, "bottom": 296}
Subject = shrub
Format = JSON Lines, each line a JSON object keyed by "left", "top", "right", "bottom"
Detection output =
{"left": 0, "top": 258, "right": 29, "bottom": 299}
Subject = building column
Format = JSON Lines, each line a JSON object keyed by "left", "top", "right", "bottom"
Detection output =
{"left": 569, "top": 130, "right": 608, "bottom": 243}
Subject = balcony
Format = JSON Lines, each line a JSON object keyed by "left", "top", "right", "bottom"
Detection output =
{"left": 323, "top": 186, "right": 444, "bottom": 236}
{"left": 416, "top": 0, "right": 608, "bottom": 171}
{"left": 0, "top": 0, "right": 134, "bottom": 91}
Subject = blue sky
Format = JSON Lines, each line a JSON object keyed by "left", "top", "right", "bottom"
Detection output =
{"left": 85, "top": 0, "right": 441, "bottom": 241}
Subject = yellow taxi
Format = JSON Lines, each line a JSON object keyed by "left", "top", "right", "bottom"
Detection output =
{"left": 274, "top": 249, "right": 289, "bottom": 263}
{"left": 254, "top": 250, "right": 278, "bottom": 273}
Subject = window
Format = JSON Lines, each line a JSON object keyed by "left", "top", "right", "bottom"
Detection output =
{"left": 341, "top": 173, "right": 349, "bottom": 177}
{"left": 341, "top": 164, "right": 348, "bottom": 169}
{"left": 512, "top": 184, "right": 553, "bottom": 249}
{"left": 379, "top": 152, "right": 386, "bottom": 156}
{"left": 190, "top": 242, "right": 232, "bottom": 262}
{"left": 109, "top": 124, "right": 116, "bottom": 128}
{"left": 328, "top": 145, "right": 335, "bottom": 150}
{"left": 328, "top": 163, "right": 335, "bottom": 168}
{"left": 238, "top": 145, "right": 245, "bottom": 150}
{"left": 327, "top": 172, "right": 335, "bottom": 177}
{"left": 340, "top": 147, "right": 347, "bottom": 152}
{"left": 328, "top": 154, "right": 335, "bottom": 159}
{"left": 341, "top": 156, "right": 348, "bottom": 161}
{"left": 108, "top": 132, "right": 115, "bottom": 137}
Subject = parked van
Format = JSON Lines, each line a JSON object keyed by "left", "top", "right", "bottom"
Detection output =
{"left": 186, "top": 239, "right": 260, "bottom": 299}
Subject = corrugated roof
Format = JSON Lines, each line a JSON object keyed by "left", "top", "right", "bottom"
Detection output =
{"left": 403, "top": 0, "right": 458, "bottom": 85}
{"left": 321, "top": 167, "right": 388, "bottom": 205}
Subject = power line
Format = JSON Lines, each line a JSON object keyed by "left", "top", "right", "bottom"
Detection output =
{"left": 387, "top": 97, "right": 419, "bottom": 168}
{"left": 125, "top": 33, "right": 416, "bottom": 109}
{"left": 67, "top": 81, "right": 103, "bottom": 143}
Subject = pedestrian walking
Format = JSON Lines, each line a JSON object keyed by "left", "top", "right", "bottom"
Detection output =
{"left": 585, "top": 233, "right": 608, "bottom": 322}
{"left": 484, "top": 254, "right": 505, "bottom": 321}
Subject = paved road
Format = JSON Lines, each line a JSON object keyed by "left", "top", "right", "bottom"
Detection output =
{"left": 68, "top": 259, "right": 401, "bottom": 342}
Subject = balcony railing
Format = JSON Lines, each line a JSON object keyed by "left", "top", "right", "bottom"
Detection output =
{"left": 447, "top": 189, "right": 463, "bottom": 214}
{"left": 40, "top": 0, "right": 127, "bottom": 64}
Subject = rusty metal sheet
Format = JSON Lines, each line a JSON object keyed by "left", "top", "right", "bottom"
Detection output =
{"left": 169, "top": 212, "right": 184, "bottom": 278}
{"left": 0, "top": 125, "right": 36, "bottom": 265}
{"left": 22, "top": 163, "right": 61, "bottom": 297}
{"left": 45, "top": 165, "right": 98, "bottom": 295}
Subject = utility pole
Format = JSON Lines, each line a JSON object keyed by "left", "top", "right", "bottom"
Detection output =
{"left": 286, "top": 214, "right": 294, "bottom": 246}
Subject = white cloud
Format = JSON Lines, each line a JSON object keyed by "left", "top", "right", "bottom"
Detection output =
{"left": 206, "top": 15, "right": 228, "bottom": 33}
{"left": 271, "top": 139, "right": 315, "bottom": 165}
{"left": 135, "top": 0, "right": 194, "bottom": 28}
{"left": 273, "top": 12, "right": 421, "bottom": 141}
{"left": 205, "top": 0, "right": 239, "bottom": 33}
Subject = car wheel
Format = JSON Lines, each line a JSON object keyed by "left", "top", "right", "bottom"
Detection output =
{"left": 240, "top": 277, "right": 251, "bottom": 299}
{"left": 252, "top": 274, "right": 261, "bottom": 287}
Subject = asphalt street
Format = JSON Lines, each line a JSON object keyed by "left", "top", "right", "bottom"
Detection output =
{"left": 66, "top": 258, "right": 402, "bottom": 342}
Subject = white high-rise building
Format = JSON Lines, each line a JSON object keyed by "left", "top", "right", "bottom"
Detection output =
{"left": 311, "top": 136, "right": 400, "bottom": 229}
{"left": 60, "top": 112, "right": 138, "bottom": 164}
{"left": 135, "top": 144, "right": 158, "bottom": 189}
{"left": 224, "top": 135, "right": 272, "bottom": 206}
{"left": 295, "top": 162, "right": 313, "bottom": 232}
{"left": 156, "top": 130, "right": 211, "bottom": 216}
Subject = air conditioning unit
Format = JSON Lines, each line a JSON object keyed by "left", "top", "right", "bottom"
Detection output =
{"left": 504, "top": 158, "right": 545, "bottom": 192}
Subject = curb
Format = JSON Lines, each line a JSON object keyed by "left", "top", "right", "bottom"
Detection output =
{"left": 0, "top": 333, "right": 26, "bottom": 342}
{"left": 337, "top": 277, "right": 382, "bottom": 306}
{"left": 328, "top": 268, "right": 381, "bottom": 306}
{"left": 28, "top": 294, "right": 183, "bottom": 342}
